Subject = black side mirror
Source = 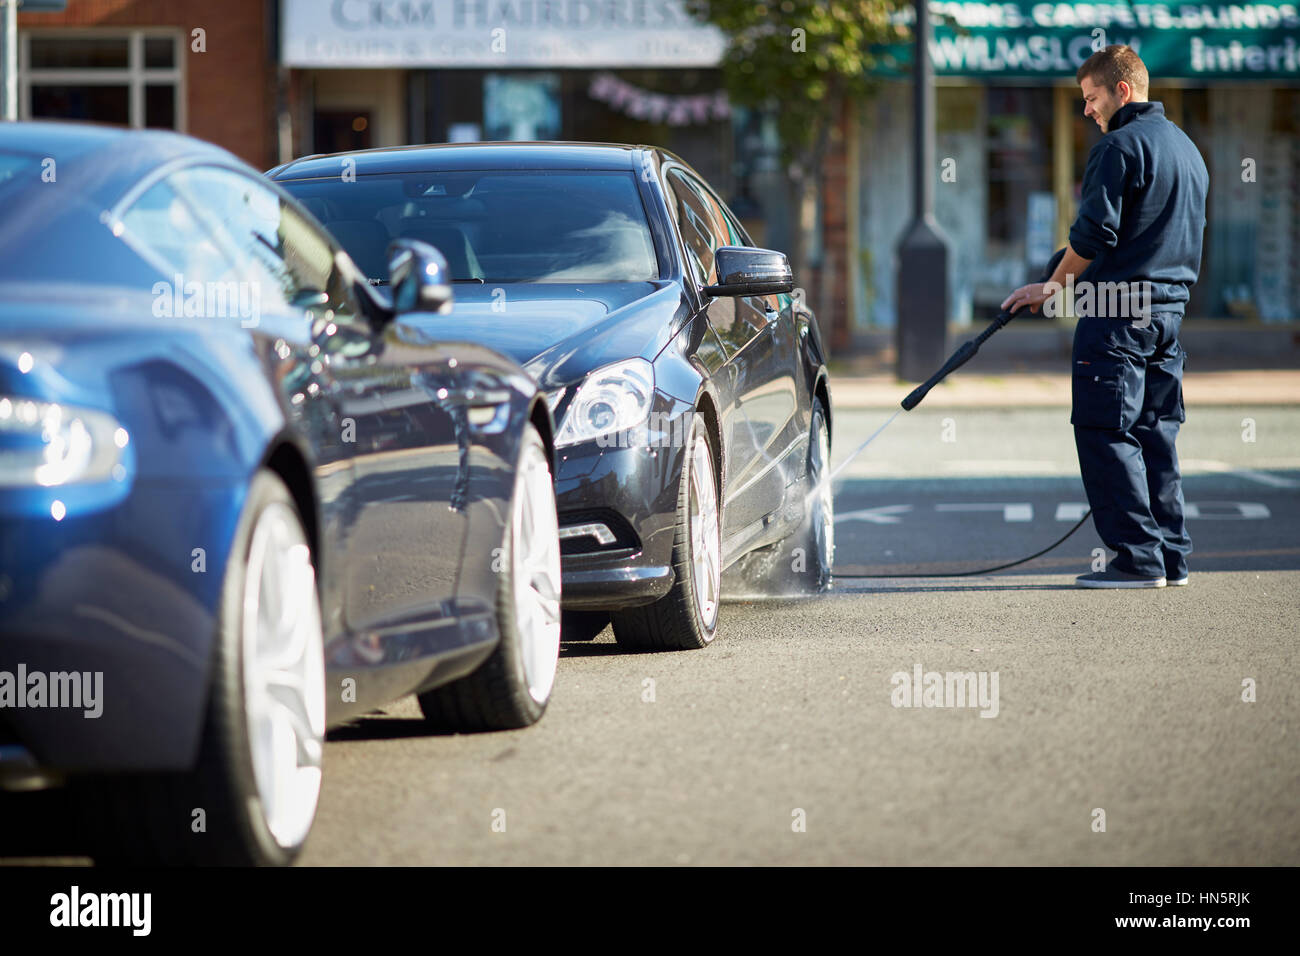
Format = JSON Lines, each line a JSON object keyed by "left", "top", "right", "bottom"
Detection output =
{"left": 703, "top": 246, "right": 794, "bottom": 297}
{"left": 388, "top": 238, "right": 453, "bottom": 315}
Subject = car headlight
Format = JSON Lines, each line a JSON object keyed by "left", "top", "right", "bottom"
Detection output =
{"left": 554, "top": 359, "right": 654, "bottom": 448}
{"left": 0, "top": 395, "right": 128, "bottom": 488}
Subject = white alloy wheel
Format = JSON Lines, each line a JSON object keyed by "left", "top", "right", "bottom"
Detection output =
{"left": 809, "top": 404, "right": 834, "bottom": 581}
{"left": 689, "top": 429, "right": 721, "bottom": 631}
{"left": 241, "top": 501, "right": 327, "bottom": 850}
{"left": 512, "top": 435, "right": 562, "bottom": 704}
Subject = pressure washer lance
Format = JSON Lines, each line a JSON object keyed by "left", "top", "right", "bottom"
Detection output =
{"left": 830, "top": 308, "right": 1093, "bottom": 580}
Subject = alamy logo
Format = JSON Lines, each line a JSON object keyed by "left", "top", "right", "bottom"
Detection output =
{"left": 1040, "top": 275, "right": 1153, "bottom": 323}
{"left": 50, "top": 886, "right": 151, "bottom": 936}
{"left": 0, "top": 665, "right": 103, "bottom": 718}
{"left": 152, "top": 273, "right": 261, "bottom": 328}
{"left": 596, "top": 411, "right": 689, "bottom": 450}
{"left": 891, "top": 663, "right": 1000, "bottom": 718}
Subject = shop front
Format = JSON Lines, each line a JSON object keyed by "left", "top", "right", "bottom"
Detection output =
{"left": 279, "top": 0, "right": 788, "bottom": 243}
{"left": 855, "top": 1, "right": 1300, "bottom": 330}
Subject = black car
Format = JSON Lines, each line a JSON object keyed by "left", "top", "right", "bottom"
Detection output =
{"left": 271, "top": 143, "right": 832, "bottom": 651}
{"left": 0, "top": 123, "right": 562, "bottom": 865}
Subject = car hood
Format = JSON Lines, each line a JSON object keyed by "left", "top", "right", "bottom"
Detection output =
{"left": 399, "top": 280, "right": 685, "bottom": 388}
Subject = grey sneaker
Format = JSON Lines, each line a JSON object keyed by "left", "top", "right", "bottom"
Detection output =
{"left": 1076, "top": 568, "right": 1167, "bottom": 589}
{"left": 1167, "top": 575, "right": 1189, "bottom": 586}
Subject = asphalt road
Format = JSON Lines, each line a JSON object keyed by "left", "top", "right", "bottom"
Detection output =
{"left": 6, "top": 405, "right": 1297, "bottom": 866}
{"left": 293, "top": 404, "right": 1298, "bottom": 865}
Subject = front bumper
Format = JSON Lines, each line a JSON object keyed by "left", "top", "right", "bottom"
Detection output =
{"left": 552, "top": 410, "right": 689, "bottom": 610}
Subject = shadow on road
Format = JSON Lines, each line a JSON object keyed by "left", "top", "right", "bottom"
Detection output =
{"left": 328, "top": 716, "right": 458, "bottom": 741}
{"left": 560, "top": 639, "right": 626, "bottom": 657}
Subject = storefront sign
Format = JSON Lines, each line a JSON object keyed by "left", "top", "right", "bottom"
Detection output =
{"left": 281, "top": 0, "right": 726, "bottom": 68}
{"left": 885, "top": 2, "right": 1300, "bottom": 79}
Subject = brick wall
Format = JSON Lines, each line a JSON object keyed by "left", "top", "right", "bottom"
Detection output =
{"left": 19, "top": 0, "right": 276, "bottom": 169}
{"left": 813, "top": 97, "right": 853, "bottom": 356}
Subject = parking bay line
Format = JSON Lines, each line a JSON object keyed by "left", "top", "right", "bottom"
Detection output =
{"left": 835, "top": 502, "right": 1275, "bottom": 524}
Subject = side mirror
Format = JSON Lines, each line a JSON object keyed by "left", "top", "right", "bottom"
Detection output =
{"left": 387, "top": 238, "right": 453, "bottom": 315}
{"left": 703, "top": 246, "right": 794, "bottom": 297}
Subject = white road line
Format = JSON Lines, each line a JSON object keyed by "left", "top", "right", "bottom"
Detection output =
{"left": 1055, "top": 502, "right": 1090, "bottom": 521}
{"left": 834, "top": 504, "right": 913, "bottom": 525}
{"left": 936, "top": 502, "right": 1034, "bottom": 522}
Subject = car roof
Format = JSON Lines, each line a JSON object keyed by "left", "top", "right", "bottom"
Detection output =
{"left": 0, "top": 120, "right": 245, "bottom": 206}
{"left": 270, "top": 141, "right": 650, "bottom": 181}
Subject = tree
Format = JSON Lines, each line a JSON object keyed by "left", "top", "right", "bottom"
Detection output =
{"left": 685, "top": 0, "right": 907, "bottom": 334}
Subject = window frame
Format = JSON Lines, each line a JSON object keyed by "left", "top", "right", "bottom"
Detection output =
{"left": 19, "top": 28, "right": 186, "bottom": 131}
{"left": 663, "top": 162, "right": 755, "bottom": 292}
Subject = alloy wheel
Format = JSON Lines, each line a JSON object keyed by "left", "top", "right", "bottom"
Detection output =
{"left": 241, "top": 502, "right": 326, "bottom": 850}
{"left": 512, "top": 439, "right": 562, "bottom": 703}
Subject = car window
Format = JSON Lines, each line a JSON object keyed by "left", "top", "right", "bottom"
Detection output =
{"left": 118, "top": 179, "right": 241, "bottom": 283}
{"left": 666, "top": 169, "right": 721, "bottom": 286}
{"left": 718, "top": 201, "right": 751, "bottom": 248}
{"left": 168, "top": 166, "right": 359, "bottom": 326}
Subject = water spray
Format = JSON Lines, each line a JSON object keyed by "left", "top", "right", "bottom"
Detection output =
{"left": 823, "top": 308, "right": 1093, "bottom": 580}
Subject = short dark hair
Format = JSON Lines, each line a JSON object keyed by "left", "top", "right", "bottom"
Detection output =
{"left": 1076, "top": 45, "right": 1149, "bottom": 96}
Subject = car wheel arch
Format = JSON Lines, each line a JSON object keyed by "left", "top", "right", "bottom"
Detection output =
{"left": 527, "top": 397, "right": 557, "bottom": 476}
{"left": 262, "top": 438, "right": 319, "bottom": 562}
{"left": 693, "top": 389, "right": 723, "bottom": 501}
{"left": 813, "top": 373, "right": 832, "bottom": 448}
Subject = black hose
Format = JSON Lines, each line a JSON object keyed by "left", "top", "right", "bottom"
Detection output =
{"left": 833, "top": 509, "right": 1092, "bottom": 579}
{"left": 835, "top": 304, "right": 1090, "bottom": 580}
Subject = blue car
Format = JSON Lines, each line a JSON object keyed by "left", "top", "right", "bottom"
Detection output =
{"left": 0, "top": 123, "right": 562, "bottom": 865}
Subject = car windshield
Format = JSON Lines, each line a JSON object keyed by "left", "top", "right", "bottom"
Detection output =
{"left": 278, "top": 169, "right": 658, "bottom": 284}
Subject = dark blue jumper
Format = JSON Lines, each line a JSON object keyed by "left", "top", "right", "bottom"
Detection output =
{"left": 1065, "top": 101, "right": 1209, "bottom": 579}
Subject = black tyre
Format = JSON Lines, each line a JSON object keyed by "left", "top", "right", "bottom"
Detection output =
{"left": 611, "top": 415, "right": 720, "bottom": 651}
{"left": 418, "top": 424, "right": 562, "bottom": 731}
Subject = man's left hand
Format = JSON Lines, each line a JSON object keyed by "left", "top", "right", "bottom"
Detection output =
{"left": 1001, "top": 283, "right": 1053, "bottom": 314}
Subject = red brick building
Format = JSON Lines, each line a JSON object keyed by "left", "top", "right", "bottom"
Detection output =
{"left": 17, "top": 0, "right": 279, "bottom": 169}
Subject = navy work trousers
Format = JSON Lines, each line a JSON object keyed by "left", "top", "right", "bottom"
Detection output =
{"left": 1070, "top": 312, "right": 1191, "bottom": 579}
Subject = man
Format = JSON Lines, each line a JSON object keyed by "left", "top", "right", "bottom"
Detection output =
{"left": 1002, "top": 45, "right": 1209, "bottom": 589}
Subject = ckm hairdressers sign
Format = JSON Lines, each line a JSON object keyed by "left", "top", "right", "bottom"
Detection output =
{"left": 281, "top": 0, "right": 728, "bottom": 68}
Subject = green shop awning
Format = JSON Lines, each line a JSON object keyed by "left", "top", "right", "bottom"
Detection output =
{"left": 883, "top": 2, "right": 1300, "bottom": 80}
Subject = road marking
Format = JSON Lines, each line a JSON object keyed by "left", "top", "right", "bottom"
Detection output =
{"left": 1184, "top": 502, "right": 1271, "bottom": 520}
{"left": 834, "top": 504, "right": 912, "bottom": 525}
{"left": 936, "top": 502, "right": 1033, "bottom": 522}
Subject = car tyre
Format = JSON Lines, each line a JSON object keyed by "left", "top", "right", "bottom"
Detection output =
{"left": 611, "top": 415, "right": 720, "bottom": 651}
{"left": 418, "top": 424, "right": 561, "bottom": 730}
{"left": 77, "top": 469, "right": 326, "bottom": 866}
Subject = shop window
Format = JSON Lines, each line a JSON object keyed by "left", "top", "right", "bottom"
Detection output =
{"left": 314, "top": 111, "right": 373, "bottom": 154}
{"left": 21, "top": 31, "right": 183, "bottom": 130}
{"left": 1182, "top": 87, "right": 1300, "bottom": 320}
{"left": 985, "top": 88, "right": 1053, "bottom": 250}
{"left": 968, "top": 87, "right": 1054, "bottom": 311}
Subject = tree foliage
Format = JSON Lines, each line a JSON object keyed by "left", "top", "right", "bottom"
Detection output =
{"left": 684, "top": 0, "right": 909, "bottom": 174}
